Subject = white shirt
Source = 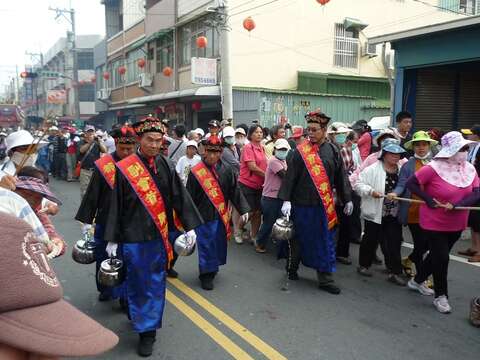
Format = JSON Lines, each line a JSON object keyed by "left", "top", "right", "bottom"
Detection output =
{"left": 103, "top": 135, "right": 116, "bottom": 154}
{"left": 175, "top": 155, "right": 201, "bottom": 186}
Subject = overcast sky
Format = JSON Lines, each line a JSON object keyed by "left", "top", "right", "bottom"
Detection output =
{"left": 0, "top": 0, "right": 105, "bottom": 90}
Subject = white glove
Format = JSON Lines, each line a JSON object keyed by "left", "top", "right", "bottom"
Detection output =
{"left": 106, "top": 242, "right": 118, "bottom": 257}
{"left": 281, "top": 201, "right": 291, "bottom": 217}
{"left": 186, "top": 229, "right": 197, "bottom": 244}
{"left": 343, "top": 201, "right": 354, "bottom": 216}
{"left": 241, "top": 213, "right": 249, "bottom": 224}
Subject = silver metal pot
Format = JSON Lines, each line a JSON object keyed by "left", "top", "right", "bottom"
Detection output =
{"left": 174, "top": 233, "right": 196, "bottom": 256}
{"left": 71, "top": 236, "right": 96, "bottom": 264}
{"left": 97, "top": 257, "right": 125, "bottom": 288}
{"left": 271, "top": 216, "right": 294, "bottom": 242}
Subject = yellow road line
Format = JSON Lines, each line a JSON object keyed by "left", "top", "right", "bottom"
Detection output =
{"left": 166, "top": 289, "right": 254, "bottom": 360}
{"left": 168, "top": 278, "right": 287, "bottom": 360}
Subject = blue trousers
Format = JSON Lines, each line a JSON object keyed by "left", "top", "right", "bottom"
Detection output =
{"left": 256, "top": 196, "right": 283, "bottom": 247}
{"left": 291, "top": 205, "right": 337, "bottom": 273}
{"left": 197, "top": 220, "right": 227, "bottom": 274}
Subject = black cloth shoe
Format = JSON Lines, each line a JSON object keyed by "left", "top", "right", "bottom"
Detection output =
{"left": 98, "top": 292, "right": 112, "bottom": 302}
{"left": 288, "top": 271, "right": 299, "bottom": 280}
{"left": 336, "top": 256, "right": 352, "bottom": 265}
{"left": 199, "top": 273, "right": 215, "bottom": 290}
{"left": 318, "top": 283, "right": 341, "bottom": 295}
{"left": 167, "top": 268, "right": 179, "bottom": 278}
{"left": 138, "top": 332, "right": 156, "bottom": 357}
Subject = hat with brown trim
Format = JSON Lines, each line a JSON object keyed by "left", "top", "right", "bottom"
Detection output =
{"left": 203, "top": 135, "right": 223, "bottom": 152}
{"left": 0, "top": 213, "right": 118, "bottom": 357}
{"left": 132, "top": 116, "right": 165, "bottom": 135}
{"left": 110, "top": 125, "right": 137, "bottom": 144}
{"left": 305, "top": 109, "right": 331, "bottom": 124}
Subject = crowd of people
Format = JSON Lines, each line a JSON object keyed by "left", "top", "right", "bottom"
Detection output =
{"left": 0, "top": 111, "right": 480, "bottom": 358}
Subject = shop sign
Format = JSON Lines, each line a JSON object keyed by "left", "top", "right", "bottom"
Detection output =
{"left": 191, "top": 57, "right": 217, "bottom": 85}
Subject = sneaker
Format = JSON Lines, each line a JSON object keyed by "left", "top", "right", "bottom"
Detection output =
{"left": 433, "top": 295, "right": 452, "bottom": 314}
{"left": 408, "top": 279, "right": 434, "bottom": 296}
{"left": 357, "top": 266, "right": 373, "bottom": 277}
{"left": 402, "top": 257, "right": 414, "bottom": 277}
{"left": 234, "top": 234, "right": 243, "bottom": 244}
{"left": 387, "top": 274, "right": 407, "bottom": 286}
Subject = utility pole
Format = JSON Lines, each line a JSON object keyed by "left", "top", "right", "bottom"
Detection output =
{"left": 49, "top": 7, "right": 80, "bottom": 124}
{"left": 218, "top": 0, "right": 233, "bottom": 122}
{"left": 26, "top": 52, "right": 47, "bottom": 118}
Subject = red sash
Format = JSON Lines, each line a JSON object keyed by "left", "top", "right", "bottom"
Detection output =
{"left": 191, "top": 161, "right": 231, "bottom": 239}
{"left": 297, "top": 142, "right": 338, "bottom": 229}
{"left": 94, "top": 154, "right": 116, "bottom": 189}
{"left": 116, "top": 154, "right": 173, "bottom": 264}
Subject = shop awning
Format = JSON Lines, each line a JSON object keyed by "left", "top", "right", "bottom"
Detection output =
{"left": 127, "top": 29, "right": 172, "bottom": 51}
{"left": 108, "top": 104, "right": 147, "bottom": 111}
{"left": 127, "top": 86, "right": 221, "bottom": 104}
{"left": 344, "top": 17, "right": 369, "bottom": 31}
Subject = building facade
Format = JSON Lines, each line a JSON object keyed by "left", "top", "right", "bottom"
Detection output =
{"left": 95, "top": 0, "right": 464, "bottom": 130}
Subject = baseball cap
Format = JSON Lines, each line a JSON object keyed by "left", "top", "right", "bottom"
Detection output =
{"left": 194, "top": 128, "right": 205, "bottom": 137}
{"left": 49, "top": 126, "right": 58, "bottom": 131}
{"left": 235, "top": 128, "right": 246, "bottom": 136}
{"left": 186, "top": 140, "right": 198, "bottom": 149}
{"left": 290, "top": 126, "right": 303, "bottom": 139}
{"left": 274, "top": 138, "right": 291, "bottom": 150}
{"left": 84, "top": 125, "right": 95, "bottom": 132}
{"left": 0, "top": 213, "right": 118, "bottom": 357}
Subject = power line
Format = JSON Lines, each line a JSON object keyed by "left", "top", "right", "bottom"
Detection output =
{"left": 230, "top": 0, "right": 284, "bottom": 17}
{"left": 411, "top": 0, "right": 470, "bottom": 16}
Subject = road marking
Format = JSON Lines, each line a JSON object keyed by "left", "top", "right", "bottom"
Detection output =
{"left": 166, "top": 289, "right": 254, "bottom": 360}
{"left": 168, "top": 278, "right": 288, "bottom": 360}
{"left": 402, "top": 242, "right": 480, "bottom": 268}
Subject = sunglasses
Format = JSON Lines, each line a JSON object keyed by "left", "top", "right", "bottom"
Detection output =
{"left": 306, "top": 124, "right": 327, "bottom": 133}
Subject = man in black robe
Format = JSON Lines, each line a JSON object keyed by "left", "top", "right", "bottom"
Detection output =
{"left": 103, "top": 117, "right": 202, "bottom": 357}
{"left": 75, "top": 125, "right": 137, "bottom": 302}
{"left": 278, "top": 110, "right": 353, "bottom": 295}
{"left": 186, "top": 135, "right": 250, "bottom": 290}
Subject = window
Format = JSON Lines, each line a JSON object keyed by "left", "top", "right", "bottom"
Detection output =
{"left": 334, "top": 23, "right": 359, "bottom": 69}
{"left": 179, "top": 17, "right": 219, "bottom": 66}
{"left": 156, "top": 33, "right": 174, "bottom": 73}
{"left": 78, "top": 84, "right": 95, "bottom": 102}
{"left": 126, "top": 48, "right": 144, "bottom": 83}
{"left": 111, "top": 59, "right": 125, "bottom": 88}
{"left": 459, "top": 0, "right": 476, "bottom": 14}
{"left": 77, "top": 52, "right": 94, "bottom": 70}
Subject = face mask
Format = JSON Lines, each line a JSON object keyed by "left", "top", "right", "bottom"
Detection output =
{"left": 275, "top": 150, "right": 288, "bottom": 160}
{"left": 450, "top": 151, "right": 468, "bottom": 164}
{"left": 224, "top": 137, "right": 235, "bottom": 145}
{"left": 414, "top": 151, "right": 432, "bottom": 160}
{"left": 351, "top": 143, "right": 358, "bottom": 150}
{"left": 236, "top": 138, "right": 245, "bottom": 146}
{"left": 11, "top": 151, "right": 38, "bottom": 167}
{"left": 335, "top": 134, "right": 347, "bottom": 144}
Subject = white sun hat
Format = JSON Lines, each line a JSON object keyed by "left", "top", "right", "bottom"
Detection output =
{"left": 222, "top": 126, "right": 235, "bottom": 138}
{"left": 5, "top": 130, "right": 48, "bottom": 153}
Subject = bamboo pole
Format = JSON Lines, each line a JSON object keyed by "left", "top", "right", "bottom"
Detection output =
{"left": 381, "top": 195, "right": 480, "bottom": 211}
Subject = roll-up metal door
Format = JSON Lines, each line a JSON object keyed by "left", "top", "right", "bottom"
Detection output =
{"left": 457, "top": 71, "right": 480, "bottom": 130}
{"left": 415, "top": 69, "right": 455, "bottom": 131}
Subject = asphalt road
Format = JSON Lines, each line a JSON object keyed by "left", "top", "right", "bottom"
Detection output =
{"left": 48, "top": 179, "right": 480, "bottom": 360}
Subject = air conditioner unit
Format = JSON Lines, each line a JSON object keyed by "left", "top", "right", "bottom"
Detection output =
{"left": 96, "top": 88, "right": 111, "bottom": 101}
{"left": 362, "top": 42, "right": 378, "bottom": 58}
{"left": 138, "top": 73, "right": 153, "bottom": 88}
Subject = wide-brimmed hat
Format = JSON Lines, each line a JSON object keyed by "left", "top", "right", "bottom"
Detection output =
{"left": 15, "top": 176, "right": 62, "bottom": 205}
{"left": 373, "top": 128, "right": 396, "bottom": 147}
{"left": 434, "top": 131, "right": 476, "bottom": 159}
{"left": 5, "top": 130, "right": 48, "bottom": 153}
{"left": 0, "top": 213, "right": 118, "bottom": 357}
{"left": 274, "top": 138, "right": 291, "bottom": 150}
{"left": 378, "top": 138, "right": 405, "bottom": 158}
{"left": 404, "top": 130, "right": 438, "bottom": 150}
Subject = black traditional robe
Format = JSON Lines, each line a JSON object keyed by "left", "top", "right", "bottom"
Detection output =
{"left": 186, "top": 159, "right": 250, "bottom": 222}
{"left": 104, "top": 151, "right": 203, "bottom": 244}
{"left": 75, "top": 152, "right": 120, "bottom": 226}
{"left": 278, "top": 141, "right": 352, "bottom": 206}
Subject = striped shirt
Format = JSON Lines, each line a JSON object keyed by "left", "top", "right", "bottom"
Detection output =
{"left": 0, "top": 188, "right": 50, "bottom": 244}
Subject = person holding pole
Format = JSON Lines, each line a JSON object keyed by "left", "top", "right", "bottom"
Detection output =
{"left": 406, "top": 131, "right": 479, "bottom": 314}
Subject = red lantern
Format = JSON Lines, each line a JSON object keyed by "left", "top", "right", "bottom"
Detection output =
{"left": 90, "top": 75, "right": 96, "bottom": 83}
{"left": 191, "top": 101, "right": 202, "bottom": 111}
{"left": 118, "top": 66, "right": 126, "bottom": 75}
{"left": 103, "top": 71, "right": 110, "bottom": 80}
{"left": 316, "top": 0, "right": 330, "bottom": 5}
{"left": 162, "top": 66, "right": 173, "bottom": 77}
{"left": 196, "top": 36, "right": 208, "bottom": 49}
{"left": 243, "top": 17, "right": 255, "bottom": 32}
{"left": 137, "top": 58, "right": 146, "bottom": 68}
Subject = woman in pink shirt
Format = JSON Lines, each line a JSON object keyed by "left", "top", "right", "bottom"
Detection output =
{"left": 352, "top": 120, "right": 372, "bottom": 161}
{"left": 239, "top": 125, "right": 268, "bottom": 243}
{"left": 407, "top": 131, "right": 479, "bottom": 314}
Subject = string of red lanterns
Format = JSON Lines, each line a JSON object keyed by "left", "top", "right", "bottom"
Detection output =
{"left": 137, "top": 58, "right": 146, "bottom": 68}
{"left": 162, "top": 66, "right": 173, "bottom": 77}
{"left": 243, "top": 17, "right": 255, "bottom": 32}
{"left": 196, "top": 36, "right": 208, "bottom": 49}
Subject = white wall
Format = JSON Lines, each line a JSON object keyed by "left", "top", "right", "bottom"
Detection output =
{"left": 228, "top": 0, "right": 460, "bottom": 90}
{"left": 178, "top": 0, "right": 212, "bottom": 18}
